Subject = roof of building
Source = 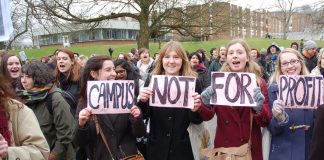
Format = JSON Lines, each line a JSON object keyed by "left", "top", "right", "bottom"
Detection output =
{"left": 34, "top": 17, "right": 140, "bottom": 36}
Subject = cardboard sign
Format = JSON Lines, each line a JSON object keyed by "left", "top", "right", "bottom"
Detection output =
{"left": 210, "top": 72, "right": 257, "bottom": 107}
{"left": 0, "top": 0, "right": 13, "bottom": 41}
{"left": 279, "top": 75, "right": 324, "bottom": 109}
{"left": 19, "top": 51, "right": 27, "bottom": 61}
{"left": 149, "top": 75, "right": 196, "bottom": 109}
{"left": 87, "top": 80, "right": 135, "bottom": 114}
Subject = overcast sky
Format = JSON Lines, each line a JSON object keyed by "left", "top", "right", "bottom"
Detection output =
{"left": 230, "top": 0, "right": 323, "bottom": 10}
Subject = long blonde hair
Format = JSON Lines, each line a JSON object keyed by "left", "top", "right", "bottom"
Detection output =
{"left": 268, "top": 48, "right": 309, "bottom": 85}
{"left": 220, "top": 39, "right": 263, "bottom": 85}
{"left": 151, "top": 41, "right": 197, "bottom": 77}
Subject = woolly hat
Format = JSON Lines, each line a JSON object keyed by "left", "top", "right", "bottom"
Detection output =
{"left": 267, "top": 42, "right": 281, "bottom": 54}
{"left": 303, "top": 40, "right": 317, "bottom": 50}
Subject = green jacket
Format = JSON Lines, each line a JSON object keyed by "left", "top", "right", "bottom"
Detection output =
{"left": 5, "top": 99, "right": 50, "bottom": 160}
{"left": 28, "top": 86, "right": 76, "bottom": 160}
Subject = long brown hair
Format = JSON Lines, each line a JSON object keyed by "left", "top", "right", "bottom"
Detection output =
{"left": 220, "top": 39, "right": 263, "bottom": 85}
{"left": 54, "top": 48, "right": 81, "bottom": 83}
{"left": 151, "top": 41, "right": 197, "bottom": 77}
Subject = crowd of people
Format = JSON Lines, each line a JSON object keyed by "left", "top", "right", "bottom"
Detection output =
{"left": 0, "top": 38, "right": 322, "bottom": 160}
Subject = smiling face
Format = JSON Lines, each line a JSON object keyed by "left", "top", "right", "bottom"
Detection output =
{"left": 21, "top": 73, "right": 34, "bottom": 90}
{"left": 115, "top": 65, "right": 127, "bottom": 80}
{"left": 250, "top": 50, "right": 258, "bottom": 61}
{"left": 92, "top": 60, "right": 116, "bottom": 81}
{"left": 162, "top": 50, "right": 183, "bottom": 76}
{"left": 280, "top": 52, "right": 301, "bottom": 75}
{"left": 226, "top": 43, "right": 249, "bottom": 72}
{"left": 56, "top": 51, "right": 73, "bottom": 74}
{"left": 7, "top": 56, "right": 21, "bottom": 79}
{"left": 190, "top": 55, "right": 200, "bottom": 66}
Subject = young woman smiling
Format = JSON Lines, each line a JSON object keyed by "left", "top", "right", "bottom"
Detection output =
{"left": 137, "top": 41, "right": 203, "bottom": 160}
{"left": 267, "top": 48, "right": 314, "bottom": 160}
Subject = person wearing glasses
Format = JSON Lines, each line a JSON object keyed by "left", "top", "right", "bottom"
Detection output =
{"left": 114, "top": 59, "right": 144, "bottom": 100}
{"left": 302, "top": 40, "right": 318, "bottom": 72}
{"left": 267, "top": 48, "right": 314, "bottom": 160}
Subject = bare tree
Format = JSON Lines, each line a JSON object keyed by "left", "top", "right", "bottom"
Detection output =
{"left": 7, "top": 0, "right": 31, "bottom": 49}
{"left": 273, "top": 0, "right": 295, "bottom": 40}
{"left": 25, "top": 0, "right": 238, "bottom": 49}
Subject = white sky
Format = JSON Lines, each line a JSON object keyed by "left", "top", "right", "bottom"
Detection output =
{"left": 230, "top": 0, "right": 322, "bottom": 10}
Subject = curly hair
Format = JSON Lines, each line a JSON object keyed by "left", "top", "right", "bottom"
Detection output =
{"left": 20, "top": 61, "right": 55, "bottom": 88}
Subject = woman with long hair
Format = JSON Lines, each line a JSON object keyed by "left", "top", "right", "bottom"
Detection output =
{"left": 199, "top": 39, "right": 271, "bottom": 160}
{"left": 0, "top": 75, "right": 49, "bottom": 159}
{"left": 137, "top": 41, "right": 203, "bottom": 160}
{"left": 0, "top": 54, "right": 22, "bottom": 90}
{"left": 267, "top": 48, "right": 314, "bottom": 160}
{"left": 54, "top": 48, "right": 81, "bottom": 116}
{"left": 74, "top": 56, "right": 145, "bottom": 160}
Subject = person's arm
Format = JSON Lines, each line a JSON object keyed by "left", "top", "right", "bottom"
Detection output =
{"left": 8, "top": 100, "right": 49, "bottom": 160}
{"left": 50, "top": 93, "right": 76, "bottom": 159}
{"left": 253, "top": 79, "right": 272, "bottom": 127}
{"left": 129, "top": 106, "right": 146, "bottom": 137}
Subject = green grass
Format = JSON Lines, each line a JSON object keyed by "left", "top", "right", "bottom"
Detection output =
{"left": 9, "top": 38, "right": 324, "bottom": 60}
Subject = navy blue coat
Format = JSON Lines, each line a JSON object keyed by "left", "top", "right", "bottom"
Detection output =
{"left": 268, "top": 82, "right": 315, "bottom": 160}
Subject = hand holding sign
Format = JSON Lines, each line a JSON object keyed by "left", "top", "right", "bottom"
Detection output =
{"left": 191, "top": 92, "right": 201, "bottom": 112}
{"left": 252, "top": 87, "right": 265, "bottom": 112}
{"left": 130, "top": 105, "right": 141, "bottom": 118}
{"left": 139, "top": 87, "right": 153, "bottom": 103}
{"left": 272, "top": 100, "right": 286, "bottom": 123}
{"left": 201, "top": 86, "right": 215, "bottom": 107}
{"left": 0, "top": 134, "right": 8, "bottom": 158}
{"left": 79, "top": 108, "right": 92, "bottom": 127}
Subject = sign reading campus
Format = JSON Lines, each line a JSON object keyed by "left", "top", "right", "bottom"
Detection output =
{"left": 279, "top": 75, "right": 324, "bottom": 109}
{"left": 210, "top": 72, "right": 257, "bottom": 107}
{"left": 149, "top": 75, "right": 196, "bottom": 109}
{"left": 87, "top": 80, "right": 135, "bottom": 114}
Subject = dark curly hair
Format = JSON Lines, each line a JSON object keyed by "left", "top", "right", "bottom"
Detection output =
{"left": 20, "top": 61, "right": 55, "bottom": 88}
{"left": 188, "top": 52, "right": 203, "bottom": 64}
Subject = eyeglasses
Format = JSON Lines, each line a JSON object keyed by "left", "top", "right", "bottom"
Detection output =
{"left": 281, "top": 59, "right": 300, "bottom": 67}
{"left": 115, "top": 70, "right": 126, "bottom": 74}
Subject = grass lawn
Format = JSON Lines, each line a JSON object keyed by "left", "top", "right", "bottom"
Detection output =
{"left": 9, "top": 38, "right": 324, "bottom": 60}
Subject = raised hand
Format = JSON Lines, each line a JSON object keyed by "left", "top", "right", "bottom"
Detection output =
{"left": 139, "top": 87, "right": 153, "bottom": 103}
{"left": 79, "top": 108, "right": 92, "bottom": 127}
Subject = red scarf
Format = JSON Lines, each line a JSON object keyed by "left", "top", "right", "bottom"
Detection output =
{"left": 0, "top": 111, "right": 11, "bottom": 145}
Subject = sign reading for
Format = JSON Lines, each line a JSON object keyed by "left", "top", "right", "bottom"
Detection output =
{"left": 87, "top": 80, "right": 134, "bottom": 114}
{"left": 279, "top": 75, "right": 324, "bottom": 109}
{"left": 210, "top": 72, "right": 257, "bottom": 107}
{"left": 149, "top": 75, "right": 196, "bottom": 109}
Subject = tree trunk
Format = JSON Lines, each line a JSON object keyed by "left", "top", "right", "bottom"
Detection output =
{"left": 137, "top": 17, "right": 150, "bottom": 49}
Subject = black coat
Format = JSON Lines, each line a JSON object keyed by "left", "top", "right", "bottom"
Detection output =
{"left": 74, "top": 113, "right": 145, "bottom": 160}
{"left": 137, "top": 78, "right": 203, "bottom": 160}
{"left": 309, "top": 105, "right": 324, "bottom": 160}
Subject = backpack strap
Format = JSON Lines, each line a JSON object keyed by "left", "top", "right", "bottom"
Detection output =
{"left": 45, "top": 89, "right": 62, "bottom": 115}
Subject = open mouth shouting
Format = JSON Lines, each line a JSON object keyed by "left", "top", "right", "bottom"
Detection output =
{"left": 9, "top": 68, "right": 21, "bottom": 78}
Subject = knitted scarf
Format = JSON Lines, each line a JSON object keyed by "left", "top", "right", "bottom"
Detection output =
{"left": 16, "top": 84, "right": 53, "bottom": 106}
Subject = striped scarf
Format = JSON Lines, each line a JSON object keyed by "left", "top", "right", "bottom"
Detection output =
{"left": 17, "top": 84, "right": 52, "bottom": 106}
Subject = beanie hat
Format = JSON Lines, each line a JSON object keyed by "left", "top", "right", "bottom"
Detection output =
{"left": 303, "top": 40, "right": 317, "bottom": 50}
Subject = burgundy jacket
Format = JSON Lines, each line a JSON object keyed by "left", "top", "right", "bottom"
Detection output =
{"left": 199, "top": 79, "right": 272, "bottom": 160}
